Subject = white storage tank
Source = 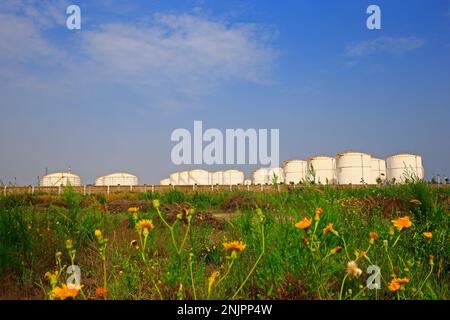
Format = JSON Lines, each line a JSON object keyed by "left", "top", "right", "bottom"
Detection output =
{"left": 283, "top": 160, "right": 307, "bottom": 184}
{"left": 39, "top": 172, "right": 82, "bottom": 187}
{"left": 178, "top": 171, "right": 190, "bottom": 185}
{"left": 211, "top": 171, "right": 224, "bottom": 185}
{"left": 160, "top": 178, "right": 171, "bottom": 186}
{"left": 253, "top": 168, "right": 269, "bottom": 185}
{"left": 336, "top": 152, "right": 372, "bottom": 185}
{"left": 267, "top": 167, "right": 285, "bottom": 184}
{"left": 169, "top": 172, "right": 179, "bottom": 185}
{"left": 188, "top": 169, "right": 210, "bottom": 185}
{"left": 307, "top": 156, "right": 336, "bottom": 184}
{"left": 223, "top": 170, "right": 244, "bottom": 185}
{"left": 371, "top": 158, "right": 387, "bottom": 184}
{"left": 386, "top": 153, "right": 424, "bottom": 183}
{"left": 95, "top": 172, "right": 138, "bottom": 186}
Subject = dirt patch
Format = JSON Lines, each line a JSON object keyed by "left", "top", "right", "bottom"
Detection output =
{"left": 220, "top": 194, "right": 269, "bottom": 212}
{"left": 106, "top": 200, "right": 153, "bottom": 213}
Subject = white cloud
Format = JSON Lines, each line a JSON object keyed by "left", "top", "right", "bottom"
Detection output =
{"left": 345, "top": 36, "right": 425, "bottom": 58}
{"left": 0, "top": 8, "right": 276, "bottom": 110}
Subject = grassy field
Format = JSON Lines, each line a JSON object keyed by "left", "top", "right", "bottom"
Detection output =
{"left": 0, "top": 182, "right": 448, "bottom": 300}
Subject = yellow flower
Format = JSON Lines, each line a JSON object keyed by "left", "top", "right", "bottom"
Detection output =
{"left": 323, "top": 223, "right": 334, "bottom": 234}
{"left": 128, "top": 207, "right": 139, "bottom": 213}
{"left": 94, "top": 229, "right": 102, "bottom": 238}
{"left": 137, "top": 219, "right": 154, "bottom": 231}
{"left": 423, "top": 232, "right": 432, "bottom": 239}
{"left": 346, "top": 261, "right": 362, "bottom": 278}
{"left": 208, "top": 271, "right": 218, "bottom": 288}
{"left": 391, "top": 216, "right": 412, "bottom": 231}
{"left": 295, "top": 217, "right": 312, "bottom": 230}
{"left": 388, "top": 278, "right": 410, "bottom": 292}
{"left": 223, "top": 241, "right": 246, "bottom": 253}
{"left": 50, "top": 284, "right": 79, "bottom": 300}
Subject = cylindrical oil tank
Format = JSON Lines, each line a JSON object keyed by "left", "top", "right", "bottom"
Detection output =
{"left": 386, "top": 154, "right": 424, "bottom": 183}
{"left": 160, "top": 178, "right": 171, "bottom": 185}
{"left": 39, "top": 172, "right": 82, "bottom": 187}
{"left": 267, "top": 167, "right": 285, "bottom": 184}
{"left": 336, "top": 152, "right": 372, "bottom": 185}
{"left": 188, "top": 169, "right": 210, "bottom": 185}
{"left": 211, "top": 171, "right": 224, "bottom": 185}
{"left": 244, "top": 179, "right": 252, "bottom": 186}
{"left": 283, "top": 160, "right": 307, "bottom": 184}
{"left": 307, "top": 156, "right": 336, "bottom": 184}
{"left": 95, "top": 172, "right": 138, "bottom": 186}
{"left": 223, "top": 170, "right": 244, "bottom": 185}
{"left": 169, "top": 172, "right": 179, "bottom": 185}
{"left": 253, "top": 168, "right": 269, "bottom": 185}
{"left": 178, "top": 171, "right": 190, "bottom": 185}
{"left": 371, "top": 158, "right": 387, "bottom": 184}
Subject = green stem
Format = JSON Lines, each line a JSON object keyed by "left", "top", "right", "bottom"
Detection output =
{"left": 231, "top": 223, "right": 265, "bottom": 299}
{"left": 189, "top": 257, "right": 197, "bottom": 300}
{"left": 339, "top": 273, "right": 349, "bottom": 300}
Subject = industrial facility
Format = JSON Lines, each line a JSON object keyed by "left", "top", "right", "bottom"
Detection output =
{"left": 39, "top": 172, "right": 82, "bottom": 187}
{"left": 160, "top": 152, "right": 425, "bottom": 186}
{"left": 33, "top": 152, "right": 425, "bottom": 188}
{"left": 95, "top": 172, "right": 139, "bottom": 186}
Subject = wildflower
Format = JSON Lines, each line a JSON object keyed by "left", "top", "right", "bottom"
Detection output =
{"left": 330, "top": 246, "right": 342, "bottom": 254}
{"left": 44, "top": 271, "right": 58, "bottom": 287}
{"left": 295, "top": 217, "right": 312, "bottom": 230}
{"left": 94, "top": 229, "right": 102, "bottom": 238}
{"left": 208, "top": 271, "right": 219, "bottom": 288}
{"left": 346, "top": 261, "right": 362, "bottom": 278}
{"left": 410, "top": 199, "right": 422, "bottom": 206}
{"left": 96, "top": 287, "right": 108, "bottom": 299}
{"left": 301, "top": 236, "right": 309, "bottom": 246}
{"left": 423, "top": 232, "right": 432, "bottom": 239}
{"left": 315, "top": 208, "right": 324, "bottom": 216}
{"left": 50, "top": 284, "right": 79, "bottom": 300}
{"left": 388, "top": 278, "right": 410, "bottom": 292}
{"left": 391, "top": 216, "right": 412, "bottom": 231}
{"left": 369, "top": 232, "right": 378, "bottom": 241}
{"left": 152, "top": 199, "right": 160, "bottom": 208}
{"left": 323, "top": 223, "right": 334, "bottom": 234}
{"left": 223, "top": 241, "right": 246, "bottom": 253}
{"left": 389, "top": 227, "right": 395, "bottom": 236}
{"left": 137, "top": 219, "right": 154, "bottom": 231}
{"left": 128, "top": 207, "right": 139, "bottom": 213}
{"left": 66, "top": 239, "right": 73, "bottom": 250}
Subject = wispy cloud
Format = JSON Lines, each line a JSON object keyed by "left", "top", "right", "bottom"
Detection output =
{"left": 0, "top": 7, "right": 276, "bottom": 110}
{"left": 344, "top": 36, "right": 425, "bottom": 58}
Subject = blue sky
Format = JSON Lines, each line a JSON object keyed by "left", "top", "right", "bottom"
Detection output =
{"left": 0, "top": 0, "right": 449, "bottom": 185}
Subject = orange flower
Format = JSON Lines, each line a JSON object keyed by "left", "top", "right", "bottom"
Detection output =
{"left": 295, "top": 217, "right": 312, "bottom": 230}
{"left": 50, "top": 284, "right": 79, "bottom": 300}
{"left": 128, "top": 207, "right": 139, "bottom": 213}
{"left": 369, "top": 232, "right": 378, "bottom": 240}
{"left": 423, "top": 232, "right": 432, "bottom": 239}
{"left": 94, "top": 229, "right": 102, "bottom": 238}
{"left": 315, "top": 208, "right": 324, "bottom": 216}
{"left": 223, "top": 241, "right": 246, "bottom": 253}
{"left": 137, "top": 219, "right": 154, "bottom": 231}
{"left": 323, "top": 223, "right": 334, "bottom": 234}
{"left": 96, "top": 287, "right": 108, "bottom": 299}
{"left": 391, "top": 216, "right": 412, "bottom": 231}
{"left": 388, "top": 278, "right": 410, "bottom": 292}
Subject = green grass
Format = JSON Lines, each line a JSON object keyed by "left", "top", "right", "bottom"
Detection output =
{"left": 0, "top": 183, "right": 448, "bottom": 300}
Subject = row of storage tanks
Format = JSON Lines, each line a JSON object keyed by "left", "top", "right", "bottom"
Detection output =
{"left": 39, "top": 172, "right": 139, "bottom": 187}
{"left": 161, "top": 153, "right": 424, "bottom": 186}
{"left": 38, "top": 153, "right": 424, "bottom": 186}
